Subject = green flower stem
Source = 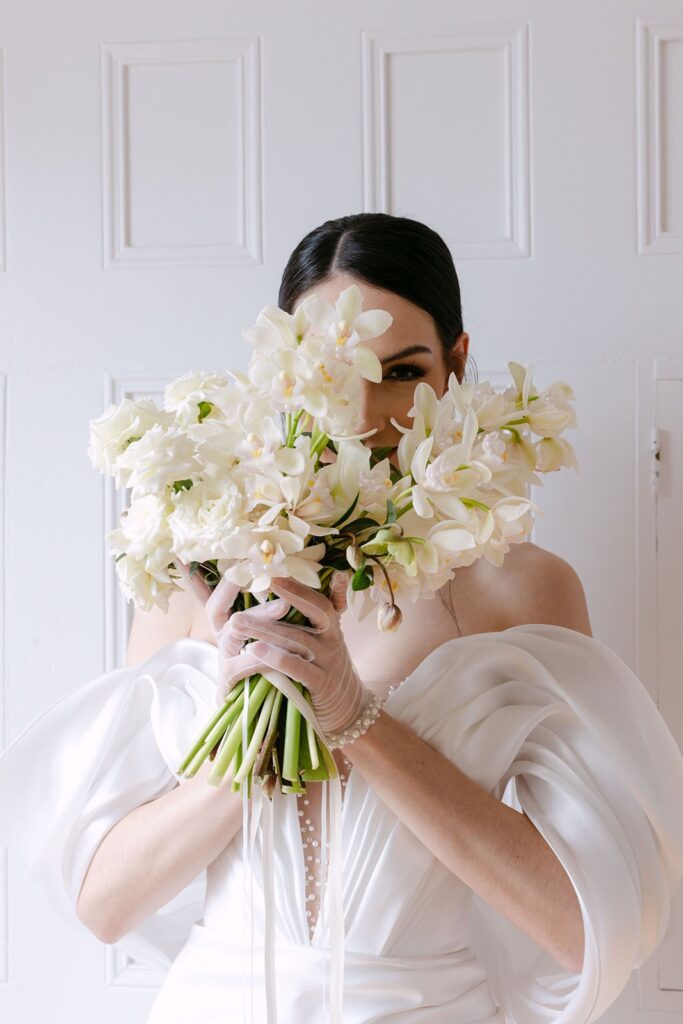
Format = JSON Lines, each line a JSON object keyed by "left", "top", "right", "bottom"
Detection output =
{"left": 183, "top": 709, "right": 240, "bottom": 778}
{"left": 282, "top": 682, "right": 303, "bottom": 782}
{"left": 207, "top": 675, "right": 272, "bottom": 785}
{"left": 396, "top": 500, "right": 413, "bottom": 518}
{"left": 234, "top": 685, "right": 277, "bottom": 784}
{"left": 304, "top": 691, "right": 320, "bottom": 770}
{"left": 177, "top": 689, "right": 243, "bottom": 775}
{"left": 310, "top": 427, "right": 330, "bottom": 460}
{"left": 286, "top": 409, "right": 305, "bottom": 446}
{"left": 253, "top": 686, "right": 284, "bottom": 781}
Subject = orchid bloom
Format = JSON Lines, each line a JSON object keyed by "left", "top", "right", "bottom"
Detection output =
{"left": 301, "top": 283, "right": 391, "bottom": 384}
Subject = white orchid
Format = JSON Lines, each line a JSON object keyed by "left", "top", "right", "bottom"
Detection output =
{"left": 277, "top": 458, "right": 341, "bottom": 539}
{"left": 483, "top": 497, "right": 538, "bottom": 566}
{"left": 409, "top": 408, "right": 492, "bottom": 519}
{"left": 301, "top": 283, "right": 391, "bottom": 384}
{"left": 88, "top": 282, "right": 577, "bottom": 617}
{"left": 536, "top": 436, "right": 578, "bottom": 472}
{"left": 219, "top": 519, "right": 327, "bottom": 596}
{"left": 242, "top": 301, "right": 311, "bottom": 354}
{"left": 247, "top": 345, "right": 324, "bottom": 416}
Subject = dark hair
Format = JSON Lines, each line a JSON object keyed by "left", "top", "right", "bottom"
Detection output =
{"left": 277, "top": 212, "right": 477, "bottom": 385}
{"left": 279, "top": 212, "right": 471, "bottom": 633}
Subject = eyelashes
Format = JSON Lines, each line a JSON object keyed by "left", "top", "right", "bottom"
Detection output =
{"left": 383, "top": 363, "right": 427, "bottom": 382}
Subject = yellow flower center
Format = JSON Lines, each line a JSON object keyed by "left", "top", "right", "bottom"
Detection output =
{"left": 335, "top": 319, "right": 350, "bottom": 346}
{"left": 259, "top": 539, "right": 274, "bottom": 562}
{"left": 277, "top": 370, "right": 295, "bottom": 396}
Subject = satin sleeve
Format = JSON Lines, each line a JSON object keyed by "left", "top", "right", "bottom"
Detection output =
{"left": 0, "top": 638, "right": 220, "bottom": 972}
{"left": 387, "top": 623, "right": 683, "bottom": 1024}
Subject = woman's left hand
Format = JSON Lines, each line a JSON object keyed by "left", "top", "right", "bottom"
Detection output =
{"left": 224, "top": 573, "right": 371, "bottom": 740}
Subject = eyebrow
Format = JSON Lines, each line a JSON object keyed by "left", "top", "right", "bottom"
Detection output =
{"left": 380, "top": 345, "right": 432, "bottom": 365}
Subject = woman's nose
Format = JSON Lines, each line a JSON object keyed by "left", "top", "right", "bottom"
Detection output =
{"left": 355, "top": 380, "right": 385, "bottom": 439}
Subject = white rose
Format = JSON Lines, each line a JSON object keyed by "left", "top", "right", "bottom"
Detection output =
{"left": 163, "top": 370, "right": 232, "bottom": 425}
{"left": 113, "top": 424, "right": 199, "bottom": 492}
{"left": 114, "top": 553, "right": 174, "bottom": 613}
{"left": 119, "top": 494, "right": 172, "bottom": 558}
{"left": 87, "top": 398, "right": 173, "bottom": 476}
{"left": 168, "top": 478, "right": 246, "bottom": 561}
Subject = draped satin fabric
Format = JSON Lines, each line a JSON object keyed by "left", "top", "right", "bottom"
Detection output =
{"left": 0, "top": 624, "right": 682, "bottom": 1024}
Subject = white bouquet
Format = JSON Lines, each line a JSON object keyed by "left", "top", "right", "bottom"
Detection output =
{"left": 88, "top": 284, "right": 577, "bottom": 797}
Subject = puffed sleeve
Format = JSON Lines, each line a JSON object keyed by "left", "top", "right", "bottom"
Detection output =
{"left": 387, "top": 623, "right": 683, "bottom": 1024}
{"left": 0, "top": 637, "right": 220, "bottom": 972}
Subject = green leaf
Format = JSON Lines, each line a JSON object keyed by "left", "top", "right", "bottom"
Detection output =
{"left": 343, "top": 516, "right": 383, "bottom": 536}
{"left": 460, "top": 497, "right": 491, "bottom": 511}
{"left": 197, "top": 400, "right": 213, "bottom": 422}
{"left": 359, "top": 541, "right": 387, "bottom": 556}
{"left": 502, "top": 426, "right": 522, "bottom": 442}
{"left": 351, "top": 566, "right": 373, "bottom": 591}
{"left": 369, "top": 445, "right": 394, "bottom": 467}
{"left": 330, "top": 491, "right": 360, "bottom": 528}
{"left": 173, "top": 479, "right": 193, "bottom": 493}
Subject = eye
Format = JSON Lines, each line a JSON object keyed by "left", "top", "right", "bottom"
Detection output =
{"left": 383, "top": 363, "right": 427, "bottom": 382}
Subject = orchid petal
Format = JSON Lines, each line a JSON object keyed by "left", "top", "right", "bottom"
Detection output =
{"left": 351, "top": 308, "right": 393, "bottom": 342}
{"left": 353, "top": 344, "right": 383, "bottom": 383}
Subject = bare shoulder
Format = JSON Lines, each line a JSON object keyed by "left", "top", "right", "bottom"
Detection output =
{"left": 494, "top": 541, "right": 593, "bottom": 637}
{"left": 125, "top": 581, "right": 207, "bottom": 666}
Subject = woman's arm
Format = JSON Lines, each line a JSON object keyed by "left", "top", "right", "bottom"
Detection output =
{"left": 76, "top": 758, "right": 244, "bottom": 944}
{"left": 342, "top": 708, "right": 584, "bottom": 973}
{"left": 78, "top": 586, "right": 242, "bottom": 943}
{"left": 340, "top": 560, "right": 591, "bottom": 974}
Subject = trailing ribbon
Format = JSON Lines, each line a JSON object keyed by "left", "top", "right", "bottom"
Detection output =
{"left": 238, "top": 667, "right": 345, "bottom": 1024}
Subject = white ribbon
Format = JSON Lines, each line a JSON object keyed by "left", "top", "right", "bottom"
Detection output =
{"left": 239, "top": 668, "right": 345, "bottom": 1024}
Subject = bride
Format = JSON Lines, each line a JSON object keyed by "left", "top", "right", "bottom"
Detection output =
{"left": 1, "top": 213, "right": 682, "bottom": 1024}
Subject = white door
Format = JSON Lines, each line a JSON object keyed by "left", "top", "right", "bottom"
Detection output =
{"left": 0, "top": 1, "right": 682, "bottom": 1020}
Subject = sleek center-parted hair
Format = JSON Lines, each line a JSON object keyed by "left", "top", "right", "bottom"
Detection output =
{"left": 278, "top": 211, "right": 475, "bottom": 629}
{"left": 277, "top": 212, "right": 477, "bottom": 386}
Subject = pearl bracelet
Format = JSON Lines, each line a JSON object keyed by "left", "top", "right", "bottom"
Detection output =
{"left": 323, "top": 691, "right": 384, "bottom": 750}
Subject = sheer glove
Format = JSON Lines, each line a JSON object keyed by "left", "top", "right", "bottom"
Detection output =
{"left": 173, "top": 558, "right": 293, "bottom": 707}
{"left": 221, "top": 573, "right": 374, "bottom": 741}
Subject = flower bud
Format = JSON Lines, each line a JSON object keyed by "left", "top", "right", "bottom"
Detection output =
{"left": 346, "top": 543, "right": 363, "bottom": 570}
{"left": 377, "top": 602, "right": 402, "bottom": 632}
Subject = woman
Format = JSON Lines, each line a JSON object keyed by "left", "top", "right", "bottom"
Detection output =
{"left": 1, "top": 213, "right": 682, "bottom": 1024}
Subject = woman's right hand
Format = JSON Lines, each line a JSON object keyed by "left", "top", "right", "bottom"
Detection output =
{"left": 172, "top": 559, "right": 291, "bottom": 705}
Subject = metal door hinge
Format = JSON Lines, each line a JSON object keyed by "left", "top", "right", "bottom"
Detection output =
{"left": 651, "top": 427, "right": 661, "bottom": 496}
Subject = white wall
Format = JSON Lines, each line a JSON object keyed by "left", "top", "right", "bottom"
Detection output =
{"left": 0, "top": 0, "right": 682, "bottom": 1020}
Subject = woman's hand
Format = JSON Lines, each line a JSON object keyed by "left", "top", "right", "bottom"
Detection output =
{"left": 173, "top": 558, "right": 292, "bottom": 706}
{"left": 223, "top": 573, "right": 370, "bottom": 740}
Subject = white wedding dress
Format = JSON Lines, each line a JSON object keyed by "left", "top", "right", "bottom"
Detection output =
{"left": 1, "top": 623, "right": 682, "bottom": 1024}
